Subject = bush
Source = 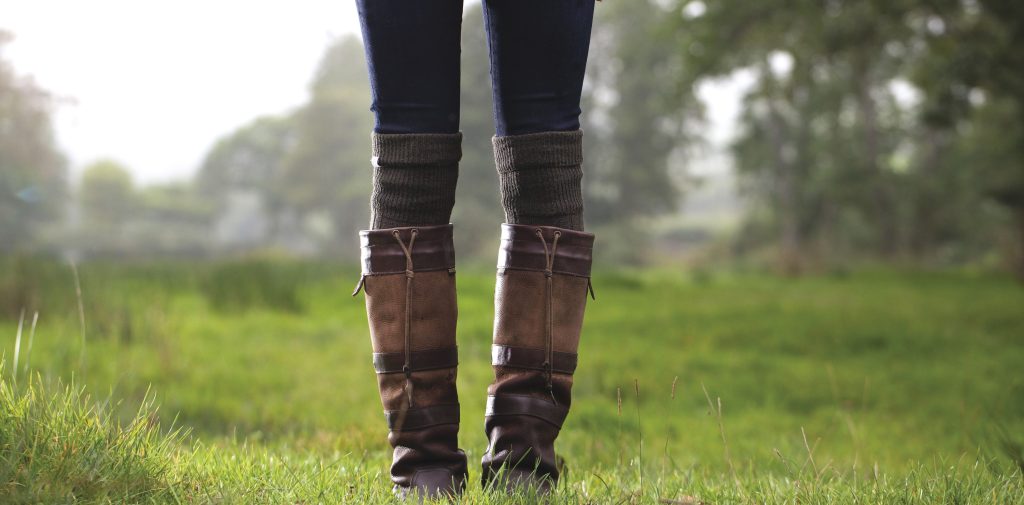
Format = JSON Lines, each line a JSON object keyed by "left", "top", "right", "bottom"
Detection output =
{"left": 198, "top": 259, "right": 305, "bottom": 313}
{"left": 0, "top": 255, "right": 75, "bottom": 319}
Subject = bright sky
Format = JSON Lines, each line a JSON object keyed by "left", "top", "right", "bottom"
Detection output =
{"left": 2, "top": 0, "right": 742, "bottom": 185}
{"left": 2, "top": 0, "right": 364, "bottom": 184}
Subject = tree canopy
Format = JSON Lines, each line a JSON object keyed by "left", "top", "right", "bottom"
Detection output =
{"left": 0, "top": 31, "right": 67, "bottom": 253}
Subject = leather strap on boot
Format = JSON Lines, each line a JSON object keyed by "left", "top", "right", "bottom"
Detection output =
{"left": 355, "top": 224, "right": 467, "bottom": 498}
{"left": 482, "top": 223, "right": 594, "bottom": 491}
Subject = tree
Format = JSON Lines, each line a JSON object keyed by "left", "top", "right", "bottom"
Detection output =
{"left": 910, "top": 0, "right": 1024, "bottom": 277}
{"left": 197, "top": 114, "right": 295, "bottom": 201}
{"left": 130, "top": 182, "right": 214, "bottom": 257}
{"left": 0, "top": 31, "right": 67, "bottom": 252}
{"left": 78, "top": 159, "right": 135, "bottom": 253}
{"left": 197, "top": 114, "right": 295, "bottom": 248}
{"left": 669, "top": 0, "right": 1011, "bottom": 272}
{"left": 582, "top": 0, "right": 700, "bottom": 261}
{"left": 280, "top": 36, "right": 374, "bottom": 253}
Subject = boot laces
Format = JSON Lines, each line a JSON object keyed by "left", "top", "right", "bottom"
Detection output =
{"left": 535, "top": 228, "right": 560, "bottom": 403}
{"left": 392, "top": 228, "right": 418, "bottom": 407}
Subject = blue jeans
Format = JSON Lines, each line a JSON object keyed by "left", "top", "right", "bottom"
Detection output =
{"left": 355, "top": 0, "right": 596, "bottom": 136}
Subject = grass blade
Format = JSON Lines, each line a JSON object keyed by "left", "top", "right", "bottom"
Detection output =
{"left": 12, "top": 308, "right": 25, "bottom": 384}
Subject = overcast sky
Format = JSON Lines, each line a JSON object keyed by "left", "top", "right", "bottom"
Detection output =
{"left": 2, "top": 1, "right": 744, "bottom": 185}
{"left": 2, "top": 0, "right": 364, "bottom": 184}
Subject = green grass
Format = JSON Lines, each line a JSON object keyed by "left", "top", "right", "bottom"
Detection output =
{"left": 1, "top": 258, "right": 1023, "bottom": 503}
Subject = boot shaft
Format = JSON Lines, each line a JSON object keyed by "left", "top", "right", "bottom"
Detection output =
{"left": 356, "top": 224, "right": 468, "bottom": 497}
{"left": 483, "top": 223, "right": 595, "bottom": 489}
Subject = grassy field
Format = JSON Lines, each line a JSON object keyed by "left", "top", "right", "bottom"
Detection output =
{"left": 1, "top": 257, "right": 1023, "bottom": 503}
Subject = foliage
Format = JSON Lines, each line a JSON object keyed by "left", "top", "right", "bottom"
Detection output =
{"left": 0, "top": 31, "right": 67, "bottom": 253}
{"left": 280, "top": 37, "right": 374, "bottom": 250}
{"left": 198, "top": 259, "right": 307, "bottom": 314}
{"left": 126, "top": 7, "right": 697, "bottom": 262}
{"left": 78, "top": 159, "right": 135, "bottom": 249}
{"left": 0, "top": 255, "right": 72, "bottom": 319}
{"left": 129, "top": 182, "right": 216, "bottom": 257}
{"left": 197, "top": 115, "right": 295, "bottom": 201}
{"left": 193, "top": 36, "right": 376, "bottom": 256}
{"left": 6, "top": 4, "right": 1024, "bottom": 271}
{"left": 76, "top": 160, "right": 214, "bottom": 257}
{"left": 584, "top": 0, "right": 697, "bottom": 224}
{"left": 910, "top": 0, "right": 1024, "bottom": 276}
{"left": 668, "top": 0, "right": 1024, "bottom": 274}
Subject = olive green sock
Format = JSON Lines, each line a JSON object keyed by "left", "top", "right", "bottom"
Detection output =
{"left": 492, "top": 129, "right": 585, "bottom": 231}
{"left": 369, "top": 132, "right": 461, "bottom": 229}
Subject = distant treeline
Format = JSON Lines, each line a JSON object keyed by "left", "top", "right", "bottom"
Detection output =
{"left": 2, "top": 2, "right": 1022, "bottom": 276}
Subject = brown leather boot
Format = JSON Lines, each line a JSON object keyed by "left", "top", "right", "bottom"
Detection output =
{"left": 353, "top": 224, "right": 468, "bottom": 499}
{"left": 481, "top": 223, "right": 595, "bottom": 492}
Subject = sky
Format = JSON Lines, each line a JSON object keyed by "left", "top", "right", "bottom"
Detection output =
{"left": 2, "top": 0, "right": 744, "bottom": 186}
{"left": 2, "top": 0, "right": 364, "bottom": 184}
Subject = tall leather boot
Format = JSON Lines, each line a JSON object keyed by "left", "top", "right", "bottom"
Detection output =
{"left": 481, "top": 223, "right": 595, "bottom": 491}
{"left": 353, "top": 224, "right": 468, "bottom": 499}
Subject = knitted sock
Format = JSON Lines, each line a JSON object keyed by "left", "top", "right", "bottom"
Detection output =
{"left": 493, "top": 130, "right": 584, "bottom": 231}
{"left": 370, "top": 132, "right": 461, "bottom": 229}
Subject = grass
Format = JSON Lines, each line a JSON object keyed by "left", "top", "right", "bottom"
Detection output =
{"left": 1, "top": 257, "right": 1023, "bottom": 503}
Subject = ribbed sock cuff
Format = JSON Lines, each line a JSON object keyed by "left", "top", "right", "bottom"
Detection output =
{"left": 370, "top": 132, "right": 461, "bottom": 229}
{"left": 493, "top": 130, "right": 585, "bottom": 231}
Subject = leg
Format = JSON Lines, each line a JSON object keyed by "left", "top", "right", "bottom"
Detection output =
{"left": 354, "top": 1, "right": 468, "bottom": 499}
{"left": 356, "top": 0, "right": 464, "bottom": 229}
{"left": 480, "top": 0, "right": 598, "bottom": 492}
{"left": 482, "top": 0, "right": 595, "bottom": 231}
{"left": 357, "top": 0, "right": 463, "bottom": 135}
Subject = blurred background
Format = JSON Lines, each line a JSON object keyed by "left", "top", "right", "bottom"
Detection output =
{"left": 1, "top": 1, "right": 1023, "bottom": 498}
{"left": 2, "top": 0, "right": 1021, "bottom": 274}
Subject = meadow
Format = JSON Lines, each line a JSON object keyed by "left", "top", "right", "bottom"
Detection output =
{"left": 1, "top": 257, "right": 1023, "bottom": 503}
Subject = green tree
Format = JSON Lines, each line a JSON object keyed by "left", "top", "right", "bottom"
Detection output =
{"left": 670, "top": 0, "right": 1006, "bottom": 272}
{"left": 0, "top": 31, "right": 67, "bottom": 252}
{"left": 78, "top": 159, "right": 135, "bottom": 253}
{"left": 197, "top": 115, "right": 294, "bottom": 202}
{"left": 910, "top": 0, "right": 1024, "bottom": 276}
{"left": 131, "top": 182, "right": 214, "bottom": 257}
{"left": 197, "top": 114, "right": 295, "bottom": 246}
{"left": 582, "top": 0, "right": 700, "bottom": 261}
{"left": 281, "top": 36, "right": 373, "bottom": 253}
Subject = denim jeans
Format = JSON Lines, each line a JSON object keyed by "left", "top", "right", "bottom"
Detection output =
{"left": 355, "top": 0, "right": 596, "bottom": 136}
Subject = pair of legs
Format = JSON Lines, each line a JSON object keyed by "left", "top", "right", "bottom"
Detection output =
{"left": 357, "top": 0, "right": 593, "bottom": 137}
{"left": 353, "top": 0, "right": 597, "bottom": 499}
{"left": 356, "top": 0, "right": 595, "bottom": 231}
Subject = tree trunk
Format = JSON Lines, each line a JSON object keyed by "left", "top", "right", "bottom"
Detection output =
{"left": 761, "top": 60, "right": 802, "bottom": 275}
{"left": 855, "top": 63, "right": 899, "bottom": 257}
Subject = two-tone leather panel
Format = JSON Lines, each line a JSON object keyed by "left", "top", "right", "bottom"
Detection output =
{"left": 496, "top": 224, "right": 594, "bottom": 277}
{"left": 360, "top": 224, "right": 456, "bottom": 275}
